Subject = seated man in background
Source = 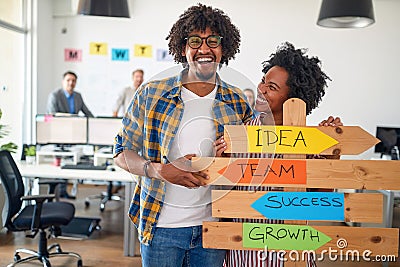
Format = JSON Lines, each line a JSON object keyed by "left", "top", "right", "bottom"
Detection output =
{"left": 47, "top": 71, "right": 93, "bottom": 117}
{"left": 46, "top": 70, "right": 93, "bottom": 199}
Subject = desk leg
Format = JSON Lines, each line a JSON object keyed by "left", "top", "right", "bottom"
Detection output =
{"left": 124, "top": 181, "right": 138, "bottom": 256}
{"left": 380, "top": 190, "right": 394, "bottom": 228}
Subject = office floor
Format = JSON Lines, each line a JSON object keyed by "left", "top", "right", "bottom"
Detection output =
{"left": 0, "top": 185, "right": 399, "bottom": 267}
{"left": 0, "top": 184, "right": 142, "bottom": 267}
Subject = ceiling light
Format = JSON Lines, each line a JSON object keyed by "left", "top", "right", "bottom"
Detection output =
{"left": 317, "top": 0, "right": 375, "bottom": 28}
{"left": 77, "top": 0, "right": 130, "bottom": 18}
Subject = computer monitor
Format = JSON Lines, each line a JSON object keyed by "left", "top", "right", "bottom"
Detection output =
{"left": 36, "top": 115, "right": 88, "bottom": 145}
{"left": 87, "top": 117, "right": 122, "bottom": 146}
{"left": 374, "top": 126, "right": 400, "bottom": 155}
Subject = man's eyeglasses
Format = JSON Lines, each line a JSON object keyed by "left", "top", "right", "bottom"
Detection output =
{"left": 185, "top": 35, "right": 223, "bottom": 49}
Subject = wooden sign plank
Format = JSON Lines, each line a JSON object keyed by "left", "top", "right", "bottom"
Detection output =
{"left": 202, "top": 221, "right": 399, "bottom": 256}
{"left": 212, "top": 190, "right": 383, "bottom": 223}
{"left": 224, "top": 125, "right": 380, "bottom": 155}
{"left": 191, "top": 157, "right": 400, "bottom": 190}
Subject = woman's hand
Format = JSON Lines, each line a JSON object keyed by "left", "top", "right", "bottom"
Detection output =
{"left": 214, "top": 136, "right": 227, "bottom": 157}
{"left": 318, "top": 116, "right": 343, "bottom": 160}
{"left": 319, "top": 116, "right": 343, "bottom": 127}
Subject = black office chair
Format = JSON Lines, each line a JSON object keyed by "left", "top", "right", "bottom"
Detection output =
{"left": 0, "top": 150, "right": 82, "bottom": 267}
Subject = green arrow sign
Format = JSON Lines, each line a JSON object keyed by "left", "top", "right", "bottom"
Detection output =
{"left": 243, "top": 223, "right": 331, "bottom": 250}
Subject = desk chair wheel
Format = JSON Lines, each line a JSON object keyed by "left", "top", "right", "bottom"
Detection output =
{"left": 84, "top": 181, "right": 124, "bottom": 212}
{"left": 13, "top": 254, "right": 21, "bottom": 262}
{"left": 77, "top": 259, "right": 83, "bottom": 267}
{"left": 84, "top": 199, "right": 106, "bottom": 212}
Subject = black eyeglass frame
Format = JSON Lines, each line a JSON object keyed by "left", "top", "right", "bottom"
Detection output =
{"left": 185, "top": 35, "right": 223, "bottom": 49}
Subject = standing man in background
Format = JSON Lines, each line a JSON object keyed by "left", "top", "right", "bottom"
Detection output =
{"left": 47, "top": 71, "right": 93, "bottom": 117}
{"left": 112, "top": 69, "right": 144, "bottom": 117}
{"left": 243, "top": 88, "right": 259, "bottom": 116}
{"left": 111, "top": 69, "right": 144, "bottom": 194}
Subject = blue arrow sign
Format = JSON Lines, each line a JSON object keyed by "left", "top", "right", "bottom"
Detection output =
{"left": 251, "top": 192, "right": 345, "bottom": 221}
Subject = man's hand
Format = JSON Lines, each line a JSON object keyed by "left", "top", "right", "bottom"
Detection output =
{"left": 154, "top": 154, "right": 210, "bottom": 188}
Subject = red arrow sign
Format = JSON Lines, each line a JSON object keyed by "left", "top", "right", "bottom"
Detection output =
{"left": 217, "top": 158, "right": 307, "bottom": 185}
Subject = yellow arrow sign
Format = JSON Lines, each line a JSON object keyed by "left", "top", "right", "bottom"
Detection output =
{"left": 225, "top": 125, "right": 380, "bottom": 155}
{"left": 233, "top": 125, "right": 338, "bottom": 154}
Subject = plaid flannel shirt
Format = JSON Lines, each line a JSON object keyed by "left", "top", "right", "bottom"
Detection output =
{"left": 114, "top": 70, "right": 253, "bottom": 245}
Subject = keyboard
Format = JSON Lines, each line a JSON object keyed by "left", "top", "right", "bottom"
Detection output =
{"left": 61, "top": 164, "right": 107, "bottom": 170}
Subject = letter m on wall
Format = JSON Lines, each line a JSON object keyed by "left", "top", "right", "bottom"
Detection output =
{"left": 64, "top": 49, "right": 82, "bottom": 62}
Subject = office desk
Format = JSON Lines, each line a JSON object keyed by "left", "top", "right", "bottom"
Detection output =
{"left": 18, "top": 163, "right": 138, "bottom": 257}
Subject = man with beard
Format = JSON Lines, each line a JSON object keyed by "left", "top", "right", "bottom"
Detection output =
{"left": 113, "top": 4, "right": 252, "bottom": 267}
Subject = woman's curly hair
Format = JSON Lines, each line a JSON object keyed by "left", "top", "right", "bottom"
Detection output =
{"left": 166, "top": 4, "right": 240, "bottom": 66}
{"left": 262, "top": 42, "right": 331, "bottom": 115}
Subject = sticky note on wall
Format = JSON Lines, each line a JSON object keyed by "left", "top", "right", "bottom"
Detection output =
{"left": 112, "top": 48, "right": 129, "bottom": 61}
{"left": 134, "top": 44, "right": 152, "bottom": 57}
{"left": 90, "top": 42, "right": 108, "bottom": 55}
{"left": 64, "top": 49, "right": 82, "bottom": 62}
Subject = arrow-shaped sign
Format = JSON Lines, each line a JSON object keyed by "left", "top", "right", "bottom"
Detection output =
{"left": 249, "top": 125, "right": 338, "bottom": 154}
{"left": 203, "top": 221, "right": 399, "bottom": 255}
{"left": 191, "top": 157, "right": 400, "bottom": 190}
{"left": 212, "top": 190, "right": 383, "bottom": 223}
{"left": 251, "top": 192, "right": 345, "bottom": 221}
{"left": 224, "top": 125, "right": 380, "bottom": 155}
{"left": 217, "top": 158, "right": 307, "bottom": 185}
{"left": 243, "top": 223, "right": 332, "bottom": 250}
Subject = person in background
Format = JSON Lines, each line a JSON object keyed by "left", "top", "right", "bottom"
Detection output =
{"left": 243, "top": 88, "right": 255, "bottom": 108}
{"left": 112, "top": 69, "right": 144, "bottom": 117}
{"left": 243, "top": 88, "right": 259, "bottom": 116}
{"left": 215, "top": 41, "right": 341, "bottom": 267}
{"left": 47, "top": 71, "right": 93, "bottom": 117}
{"left": 111, "top": 69, "right": 144, "bottom": 193}
{"left": 113, "top": 4, "right": 252, "bottom": 267}
{"left": 46, "top": 71, "right": 93, "bottom": 199}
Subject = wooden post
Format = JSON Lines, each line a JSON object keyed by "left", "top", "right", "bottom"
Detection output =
{"left": 283, "top": 99, "right": 307, "bottom": 267}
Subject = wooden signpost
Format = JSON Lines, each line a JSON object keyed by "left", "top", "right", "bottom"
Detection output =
{"left": 195, "top": 98, "right": 399, "bottom": 266}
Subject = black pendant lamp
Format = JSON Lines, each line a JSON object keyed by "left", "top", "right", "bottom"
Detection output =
{"left": 317, "top": 0, "right": 375, "bottom": 28}
{"left": 78, "top": 0, "right": 130, "bottom": 18}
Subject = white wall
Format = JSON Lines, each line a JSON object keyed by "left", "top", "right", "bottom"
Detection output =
{"left": 36, "top": 0, "right": 400, "bottom": 159}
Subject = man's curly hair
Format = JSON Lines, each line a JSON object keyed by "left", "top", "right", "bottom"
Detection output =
{"left": 262, "top": 42, "right": 331, "bottom": 115}
{"left": 166, "top": 4, "right": 240, "bottom": 66}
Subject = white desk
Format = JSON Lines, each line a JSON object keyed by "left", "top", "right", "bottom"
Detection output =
{"left": 18, "top": 163, "right": 138, "bottom": 257}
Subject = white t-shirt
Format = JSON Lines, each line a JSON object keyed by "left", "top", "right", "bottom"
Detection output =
{"left": 156, "top": 85, "right": 218, "bottom": 228}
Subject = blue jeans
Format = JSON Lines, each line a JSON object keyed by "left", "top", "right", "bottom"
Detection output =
{"left": 140, "top": 226, "right": 226, "bottom": 267}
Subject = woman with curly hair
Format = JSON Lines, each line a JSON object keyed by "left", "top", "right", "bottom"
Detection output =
{"left": 114, "top": 4, "right": 253, "bottom": 267}
{"left": 216, "top": 42, "right": 341, "bottom": 267}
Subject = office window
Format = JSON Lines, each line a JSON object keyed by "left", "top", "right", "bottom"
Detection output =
{"left": 0, "top": 0, "right": 24, "bottom": 28}
{"left": 0, "top": 1, "right": 26, "bottom": 151}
